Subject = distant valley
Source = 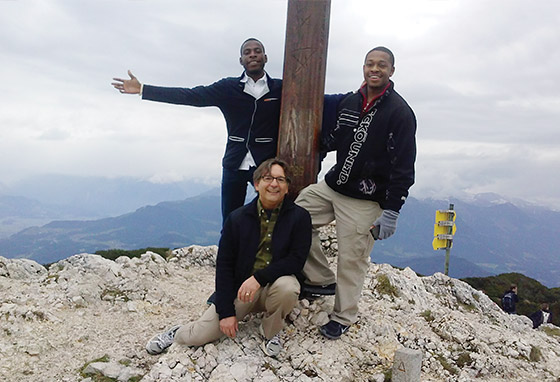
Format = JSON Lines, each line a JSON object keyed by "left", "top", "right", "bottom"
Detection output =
{"left": 0, "top": 174, "right": 215, "bottom": 238}
{"left": 1, "top": 176, "right": 559, "bottom": 287}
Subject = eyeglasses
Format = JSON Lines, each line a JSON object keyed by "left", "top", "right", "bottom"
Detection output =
{"left": 260, "top": 175, "right": 287, "bottom": 184}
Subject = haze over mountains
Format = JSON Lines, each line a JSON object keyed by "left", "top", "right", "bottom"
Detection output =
{"left": 1, "top": 175, "right": 559, "bottom": 287}
{"left": 0, "top": 175, "right": 215, "bottom": 238}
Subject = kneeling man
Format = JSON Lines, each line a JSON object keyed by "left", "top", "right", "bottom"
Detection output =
{"left": 146, "top": 158, "right": 312, "bottom": 357}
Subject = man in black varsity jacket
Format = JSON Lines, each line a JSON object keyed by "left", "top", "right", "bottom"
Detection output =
{"left": 112, "top": 38, "right": 282, "bottom": 224}
{"left": 296, "top": 46, "right": 417, "bottom": 339}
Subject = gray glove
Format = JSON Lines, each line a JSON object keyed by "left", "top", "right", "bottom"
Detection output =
{"left": 372, "top": 210, "right": 399, "bottom": 240}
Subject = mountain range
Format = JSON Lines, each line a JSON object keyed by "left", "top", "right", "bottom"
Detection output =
{"left": 0, "top": 175, "right": 214, "bottom": 239}
{"left": 1, "top": 177, "right": 559, "bottom": 287}
{"left": 0, "top": 192, "right": 222, "bottom": 265}
{"left": 385, "top": 194, "right": 560, "bottom": 287}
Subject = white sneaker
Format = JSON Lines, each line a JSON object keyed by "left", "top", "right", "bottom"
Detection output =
{"left": 261, "top": 335, "right": 282, "bottom": 357}
{"left": 259, "top": 325, "right": 282, "bottom": 357}
{"left": 146, "top": 325, "right": 180, "bottom": 355}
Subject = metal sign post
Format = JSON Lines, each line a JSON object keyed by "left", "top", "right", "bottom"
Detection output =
{"left": 432, "top": 203, "right": 456, "bottom": 275}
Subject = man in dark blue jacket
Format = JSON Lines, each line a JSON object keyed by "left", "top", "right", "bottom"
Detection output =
{"left": 145, "top": 158, "right": 311, "bottom": 357}
{"left": 501, "top": 284, "right": 519, "bottom": 314}
{"left": 297, "top": 47, "right": 417, "bottom": 340}
{"left": 112, "top": 38, "right": 282, "bottom": 224}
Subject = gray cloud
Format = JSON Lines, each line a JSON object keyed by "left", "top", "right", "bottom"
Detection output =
{"left": 0, "top": 0, "right": 559, "bottom": 208}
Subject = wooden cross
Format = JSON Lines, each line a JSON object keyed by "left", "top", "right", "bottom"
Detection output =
{"left": 278, "top": 0, "right": 331, "bottom": 199}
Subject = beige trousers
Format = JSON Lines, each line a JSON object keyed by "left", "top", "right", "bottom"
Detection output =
{"left": 174, "top": 275, "right": 300, "bottom": 346}
{"left": 295, "top": 181, "right": 382, "bottom": 326}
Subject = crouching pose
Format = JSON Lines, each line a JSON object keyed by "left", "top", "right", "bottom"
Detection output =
{"left": 146, "top": 158, "right": 312, "bottom": 357}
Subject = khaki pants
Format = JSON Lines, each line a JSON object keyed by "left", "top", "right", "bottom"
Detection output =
{"left": 174, "top": 275, "right": 300, "bottom": 346}
{"left": 295, "top": 181, "right": 382, "bottom": 326}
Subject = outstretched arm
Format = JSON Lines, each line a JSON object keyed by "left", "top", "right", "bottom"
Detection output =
{"left": 112, "top": 70, "right": 141, "bottom": 94}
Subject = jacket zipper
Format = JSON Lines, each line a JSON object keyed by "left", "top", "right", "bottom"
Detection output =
{"left": 246, "top": 99, "right": 258, "bottom": 153}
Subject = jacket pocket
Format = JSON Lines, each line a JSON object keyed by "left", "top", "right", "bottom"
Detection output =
{"left": 255, "top": 138, "right": 273, "bottom": 143}
{"left": 338, "top": 109, "right": 360, "bottom": 128}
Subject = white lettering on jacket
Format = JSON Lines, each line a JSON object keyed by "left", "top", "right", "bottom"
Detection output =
{"left": 337, "top": 109, "right": 376, "bottom": 185}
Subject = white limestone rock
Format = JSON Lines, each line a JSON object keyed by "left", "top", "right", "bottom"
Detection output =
{"left": 170, "top": 245, "right": 218, "bottom": 267}
{"left": 1, "top": 245, "right": 560, "bottom": 381}
{"left": 0, "top": 256, "right": 46, "bottom": 279}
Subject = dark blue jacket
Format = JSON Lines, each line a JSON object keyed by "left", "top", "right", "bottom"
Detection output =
{"left": 501, "top": 290, "right": 519, "bottom": 314}
{"left": 214, "top": 196, "right": 311, "bottom": 320}
{"left": 142, "top": 73, "right": 282, "bottom": 170}
{"left": 321, "top": 81, "right": 416, "bottom": 212}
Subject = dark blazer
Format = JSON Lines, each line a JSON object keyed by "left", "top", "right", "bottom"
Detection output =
{"left": 214, "top": 196, "right": 311, "bottom": 319}
{"left": 142, "top": 73, "right": 282, "bottom": 170}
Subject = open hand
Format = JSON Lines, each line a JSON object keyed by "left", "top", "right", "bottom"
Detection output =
{"left": 112, "top": 70, "right": 141, "bottom": 94}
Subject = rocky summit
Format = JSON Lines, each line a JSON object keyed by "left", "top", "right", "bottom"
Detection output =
{"left": 1, "top": 227, "right": 560, "bottom": 382}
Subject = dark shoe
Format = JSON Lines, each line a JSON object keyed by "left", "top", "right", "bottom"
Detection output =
{"left": 206, "top": 291, "right": 216, "bottom": 305}
{"left": 319, "top": 320, "right": 349, "bottom": 340}
{"left": 302, "top": 282, "right": 336, "bottom": 296}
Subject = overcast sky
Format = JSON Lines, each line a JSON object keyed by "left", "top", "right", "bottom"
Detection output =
{"left": 1, "top": 0, "right": 559, "bottom": 209}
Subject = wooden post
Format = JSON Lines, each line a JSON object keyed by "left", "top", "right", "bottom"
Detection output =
{"left": 278, "top": 0, "right": 331, "bottom": 199}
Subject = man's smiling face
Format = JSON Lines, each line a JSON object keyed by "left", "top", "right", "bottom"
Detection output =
{"left": 254, "top": 164, "right": 289, "bottom": 210}
{"left": 240, "top": 40, "right": 267, "bottom": 77}
{"left": 363, "top": 50, "right": 394, "bottom": 94}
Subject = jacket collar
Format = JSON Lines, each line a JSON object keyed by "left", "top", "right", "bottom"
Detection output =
{"left": 359, "top": 80, "right": 394, "bottom": 113}
{"left": 237, "top": 71, "right": 279, "bottom": 90}
{"left": 245, "top": 195, "right": 294, "bottom": 217}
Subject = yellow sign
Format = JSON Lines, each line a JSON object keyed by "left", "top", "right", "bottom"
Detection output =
{"left": 435, "top": 210, "right": 456, "bottom": 223}
{"left": 433, "top": 209, "right": 457, "bottom": 250}
{"left": 434, "top": 223, "right": 456, "bottom": 236}
{"left": 432, "top": 237, "right": 451, "bottom": 250}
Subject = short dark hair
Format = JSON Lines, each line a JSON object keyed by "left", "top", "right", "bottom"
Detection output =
{"left": 240, "top": 38, "right": 265, "bottom": 56}
{"left": 364, "top": 46, "right": 395, "bottom": 66}
{"left": 253, "top": 157, "right": 291, "bottom": 184}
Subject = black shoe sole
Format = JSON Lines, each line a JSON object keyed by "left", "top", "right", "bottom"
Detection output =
{"left": 298, "top": 291, "right": 322, "bottom": 300}
{"left": 302, "top": 285, "right": 336, "bottom": 296}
